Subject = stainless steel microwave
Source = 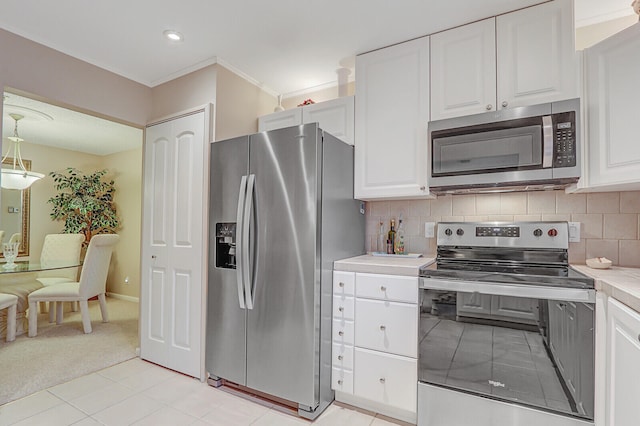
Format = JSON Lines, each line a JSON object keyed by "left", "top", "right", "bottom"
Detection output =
{"left": 428, "top": 98, "right": 580, "bottom": 194}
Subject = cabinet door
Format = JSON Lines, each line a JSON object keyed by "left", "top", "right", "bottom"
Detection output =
{"left": 584, "top": 24, "right": 640, "bottom": 190}
{"left": 355, "top": 36, "right": 430, "bottom": 200}
{"left": 491, "top": 296, "right": 539, "bottom": 322}
{"left": 354, "top": 348, "right": 417, "bottom": 413}
{"left": 430, "top": 18, "right": 497, "bottom": 120}
{"left": 355, "top": 298, "right": 418, "bottom": 358}
{"left": 496, "top": 0, "right": 577, "bottom": 109}
{"left": 302, "top": 96, "right": 354, "bottom": 145}
{"left": 606, "top": 298, "right": 640, "bottom": 426}
{"left": 257, "top": 108, "right": 302, "bottom": 132}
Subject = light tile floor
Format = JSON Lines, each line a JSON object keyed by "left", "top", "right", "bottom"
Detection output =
{"left": 0, "top": 358, "right": 404, "bottom": 426}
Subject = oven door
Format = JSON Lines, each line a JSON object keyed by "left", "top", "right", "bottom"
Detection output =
{"left": 418, "top": 277, "right": 595, "bottom": 425}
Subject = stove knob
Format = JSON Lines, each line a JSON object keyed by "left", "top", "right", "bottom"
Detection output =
{"left": 533, "top": 229, "right": 543, "bottom": 237}
{"left": 456, "top": 228, "right": 464, "bottom": 236}
{"left": 548, "top": 228, "right": 558, "bottom": 237}
{"left": 444, "top": 228, "right": 453, "bottom": 236}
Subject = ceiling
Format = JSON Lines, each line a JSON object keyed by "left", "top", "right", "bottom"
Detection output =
{"left": 0, "top": 0, "right": 635, "bottom": 97}
{"left": 2, "top": 93, "right": 142, "bottom": 156}
{"left": 0, "top": 1, "right": 635, "bottom": 156}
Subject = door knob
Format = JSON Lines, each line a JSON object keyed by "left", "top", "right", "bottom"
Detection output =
{"left": 339, "top": 282, "right": 344, "bottom": 287}
{"left": 380, "top": 286, "right": 386, "bottom": 292}
{"left": 338, "top": 331, "right": 344, "bottom": 337}
{"left": 379, "top": 378, "right": 386, "bottom": 384}
{"left": 151, "top": 255, "right": 156, "bottom": 259}
{"left": 338, "top": 307, "right": 344, "bottom": 312}
{"left": 380, "top": 325, "right": 386, "bottom": 331}
{"left": 338, "top": 379, "right": 343, "bottom": 385}
{"left": 338, "top": 355, "right": 343, "bottom": 361}
{"left": 502, "top": 101, "right": 508, "bottom": 108}
{"left": 486, "top": 104, "right": 492, "bottom": 110}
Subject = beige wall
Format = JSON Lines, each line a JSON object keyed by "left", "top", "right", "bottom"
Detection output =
{"left": 576, "top": 15, "right": 639, "bottom": 50}
{"left": 366, "top": 190, "right": 640, "bottom": 267}
{"left": 103, "top": 148, "right": 143, "bottom": 298}
{"left": 149, "top": 65, "right": 217, "bottom": 122}
{"left": 215, "top": 65, "right": 276, "bottom": 140}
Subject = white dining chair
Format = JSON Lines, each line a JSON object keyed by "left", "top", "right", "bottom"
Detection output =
{"left": 0, "top": 293, "right": 18, "bottom": 342}
{"left": 36, "top": 234, "right": 85, "bottom": 322}
{"left": 27, "top": 234, "right": 119, "bottom": 336}
{"left": 8, "top": 233, "right": 21, "bottom": 245}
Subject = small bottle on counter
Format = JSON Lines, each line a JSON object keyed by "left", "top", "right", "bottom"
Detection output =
{"left": 387, "top": 219, "right": 396, "bottom": 254}
{"left": 395, "top": 219, "right": 405, "bottom": 255}
{"left": 386, "top": 239, "right": 393, "bottom": 254}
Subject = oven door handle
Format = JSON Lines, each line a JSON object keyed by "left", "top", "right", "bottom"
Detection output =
{"left": 419, "top": 277, "right": 595, "bottom": 303}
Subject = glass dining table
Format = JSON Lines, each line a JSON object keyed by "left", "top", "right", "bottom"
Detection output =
{"left": 0, "top": 261, "right": 82, "bottom": 275}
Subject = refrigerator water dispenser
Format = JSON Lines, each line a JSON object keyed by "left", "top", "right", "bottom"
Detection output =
{"left": 215, "top": 222, "right": 236, "bottom": 269}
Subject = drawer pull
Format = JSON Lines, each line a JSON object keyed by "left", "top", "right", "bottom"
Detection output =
{"left": 338, "top": 355, "right": 343, "bottom": 361}
{"left": 380, "top": 286, "right": 387, "bottom": 292}
{"left": 338, "top": 331, "right": 344, "bottom": 337}
{"left": 379, "top": 378, "right": 386, "bottom": 384}
{"left": 338, "top": 379, "right": 343, "bottom": 385}
{"left": 379, "top": 325, "right": 386, "bottom": 331}
{"left": 338, "top": 307, "right": 344, "bottom": 312}
{"left": 502, "top": 100, "right": 508, "bottom": 108}
{"left": 339, "top": 282, "right": 344, "bottom": 288}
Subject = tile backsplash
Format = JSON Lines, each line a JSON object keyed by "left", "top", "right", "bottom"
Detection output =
{"left": 365, "top": 190, "right": 640, "bottom": 267}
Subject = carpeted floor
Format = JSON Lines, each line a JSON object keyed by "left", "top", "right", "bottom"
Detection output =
{"left": 0, "top": 297, "right": 139, "bottom": 406}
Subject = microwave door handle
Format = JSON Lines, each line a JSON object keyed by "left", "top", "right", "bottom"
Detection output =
{"left": 235, "top": 175, "right": 248, "bottom": 309}
{"left": 242, "top": 174, "right": 255, "bottom": 310}
{"left": 542, "top": 115, "right": 553, "bottom": 168}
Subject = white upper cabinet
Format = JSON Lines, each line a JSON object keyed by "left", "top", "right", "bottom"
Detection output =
{"left": 430, "top": 18, "right": 497, "bottom": 120}
{"left": 258, "top": 96, "right": 354, "bottom": 144}
{"left": 302, "top": 96, "right": 354, "bottom": 145}
{"left": 582, "top": 23, "right": 640, "bottom": 191}
{"left": 258, "top": 108, "right": 302, "bottom": 132}
{"left": 355, "top": 36, "right": 431, "bottom": 200}
{"left": 496, "top": 0, "right": 577, "bottom": 109}
{"left": 430, "top": 0, "right": 577, "bottom": 121}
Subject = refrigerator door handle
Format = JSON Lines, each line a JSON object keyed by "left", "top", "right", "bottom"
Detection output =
{"left": 235, "top": 175, "right": 248, "bottom": 309}
{"left": 243, "top": 174, "right": 256, "bottom": 309}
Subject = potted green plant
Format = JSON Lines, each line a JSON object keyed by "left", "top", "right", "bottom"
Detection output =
{"left": 48, "top": 168, "right": 120, "bottom": 244}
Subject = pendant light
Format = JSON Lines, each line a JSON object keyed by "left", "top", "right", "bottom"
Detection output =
{"left": 1, "top": 113, "right": 45, "bottom": 190}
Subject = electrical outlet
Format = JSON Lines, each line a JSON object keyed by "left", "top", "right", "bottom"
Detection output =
{"left": 568, "top": 222, "right": 581, "bottom": 243}
{"left": 425, "top": 222, "right": 436, "bottom": 238}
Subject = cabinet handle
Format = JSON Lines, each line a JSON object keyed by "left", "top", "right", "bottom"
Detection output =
{"left": 486, "top": 104, "right": 492, "bottom": 110}
{"left": 380, "top": 325, "right": 386, "bottom": 331}
{"left": 420, "top": 186, "right": 426, "bottom": 191}
{"left": 339, "top": 282, "right": 344, "bottom": 288}
{"left": 151, "top": 255, "right": 157, "bottom": 259}
{"left": 338, "top": 355, "right": 343, "bottom": 361}
{"left": 338, "top": 379, "right": 343, "bottom": 385}
{"left": 338, "top": 331, "right": 344, "bottom": 337}
{"left": 502, "top": 101, "right": 508, "bottom": 108}
{"left": 380, "top": 286, "right": 386, "bottom": 292}
{"left": 379, "top": 378, "right": 386, "bottom": 384}
{"left": 338, "top": 307, "right": 344, "bottom": 312}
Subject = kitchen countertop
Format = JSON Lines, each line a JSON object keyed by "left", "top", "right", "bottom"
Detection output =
{"left": 334, "top": 254, "right": 435, "bottom": 277}
{"left": 573, "top": 264, "right": 640, "bottom": 313}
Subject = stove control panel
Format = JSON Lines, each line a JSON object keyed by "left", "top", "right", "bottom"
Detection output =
{"left": 476, "top": 226, "right": 520, "bottom": 237}
{"left": 438, "top": 222, "right": 569, "bottom": 249}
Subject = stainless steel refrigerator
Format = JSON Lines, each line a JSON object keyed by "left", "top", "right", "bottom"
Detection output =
{"left": 206, "top": 123, "right": 365, "bottom": 419}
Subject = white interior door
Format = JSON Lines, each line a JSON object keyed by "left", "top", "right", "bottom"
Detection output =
{"left": 140, "top": 109, "right": 208, "bottom": 378}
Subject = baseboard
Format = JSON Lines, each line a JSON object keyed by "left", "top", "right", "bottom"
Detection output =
{"left": 106, "top": 292, "right": 139, "bottom": 303}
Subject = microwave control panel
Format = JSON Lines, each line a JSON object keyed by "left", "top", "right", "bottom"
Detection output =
{"left": 553, "top": 111, "right": 576, "bottom": 168}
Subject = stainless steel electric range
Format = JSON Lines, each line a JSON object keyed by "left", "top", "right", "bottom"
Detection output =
{"left": 418, "top": 222, "right": 595, "bottom": 426}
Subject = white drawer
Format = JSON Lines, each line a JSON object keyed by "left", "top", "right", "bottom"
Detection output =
{"left": 355, "top": 298, "right": 418, "bottom": 358}
{"left": 355, "top": 273, "right": 418, "bottom": 303}
{"left": 333, "top": 271, "right": 355, "bottom": 296}
{"left": 333, "top": 295, "right": 355, "bottom": 320}
{"left": 332, "top": 343, "right": 354, "bottom": 370}
{"left": 332, "top": 367, "right": 354, "bottom": 394}
{"left": 354, "top": 348, "right": 417, "bottom": 413}
{"left": 332, "top": 318, "right": 354, "bottom": 345}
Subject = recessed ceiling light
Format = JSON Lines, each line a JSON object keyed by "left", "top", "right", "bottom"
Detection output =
{"left": 163, "top": 30, "right": 183, "bottom": 42}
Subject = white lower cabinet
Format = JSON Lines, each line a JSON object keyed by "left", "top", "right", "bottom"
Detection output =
{"left": 605, "top": 297, "right": 640, "bottom": 426}
{"left": 354, "top": 348, "right": 417, "bottom": 413}
{"left": 332, "top": 270, "right": 418, "bottom": 423}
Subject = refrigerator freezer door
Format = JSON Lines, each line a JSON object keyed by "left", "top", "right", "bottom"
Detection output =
{"left": 246, "top": 124, "right": 321, "bottom": 407}
{"left": 206, "top": 136, "right": 250, "bottom": 386}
